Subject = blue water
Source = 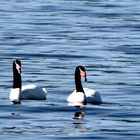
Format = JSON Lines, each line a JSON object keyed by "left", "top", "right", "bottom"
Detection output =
{"left": 0, "top": 0, "right": 140, "bottom": 139}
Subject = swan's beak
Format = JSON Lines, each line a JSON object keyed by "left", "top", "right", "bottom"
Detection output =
{"left": 18, "top": 68, "right": 21, "bottom": 74}
{"left": 19, "top": 68, "right": 21, "bottom": 74}
{"left": 85, "top": 77, "right": 87, "bottom": 82}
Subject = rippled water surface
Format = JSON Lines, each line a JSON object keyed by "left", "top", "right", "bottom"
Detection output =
{"left": 0, "top": 0, "right": 140, "bottom": 140}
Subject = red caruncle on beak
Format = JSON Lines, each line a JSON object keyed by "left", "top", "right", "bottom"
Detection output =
{"left": 80, "top": 71, "right": 86, "bottom": 77}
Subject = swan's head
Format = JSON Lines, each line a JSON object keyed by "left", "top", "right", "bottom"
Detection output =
{"left": 14, "top": 59, "right": 21, "bottom": 74}
{"left": 77, "top": 66, "right": 87, "bottom": 81}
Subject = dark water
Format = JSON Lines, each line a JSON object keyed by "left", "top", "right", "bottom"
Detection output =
{"left": 0, "top": 0, "right": 140, "bottom": 139}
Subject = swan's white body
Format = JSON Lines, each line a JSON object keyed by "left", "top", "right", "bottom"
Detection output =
{"left": 10, "top": 88, "right": 21, "bottom": 102}
{"left": 10, "top": 84, "right": 47, "bottom": 101}
{"left": 67, "top": 88, "right": 102, "bottom": 104}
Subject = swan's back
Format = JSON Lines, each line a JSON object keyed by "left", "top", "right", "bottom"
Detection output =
{"left": 21, "top": 84, "right": 47, "bottom": 100}
{"left": 84, "top": 88, "right": 102, "bottom": 104}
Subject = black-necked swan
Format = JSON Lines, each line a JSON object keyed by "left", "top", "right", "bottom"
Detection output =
{"left": 67, "top": 66, "right": 102, "bottom": 105}
{"left": 10, "top": 59, "right": 47, "bottom": 104}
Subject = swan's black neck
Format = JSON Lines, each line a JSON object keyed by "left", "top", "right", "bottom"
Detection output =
{"left": 75, "top": 66, "right": 84, "bottom": 93}
{"left": 12, "top": 60, "right": 22, "bottom": 89}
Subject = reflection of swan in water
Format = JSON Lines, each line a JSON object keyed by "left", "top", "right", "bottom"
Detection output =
{"left": 68, "top": 102, "right": 86, "bottom": 108}
{"left": 73, "top": 111, "right": 86, "bottom": 119}
{"left": 73, "top": 123, "right": 89, "bottom": 133}
{"left": 72, "top": 111, "right": 90, "bottom": 133}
